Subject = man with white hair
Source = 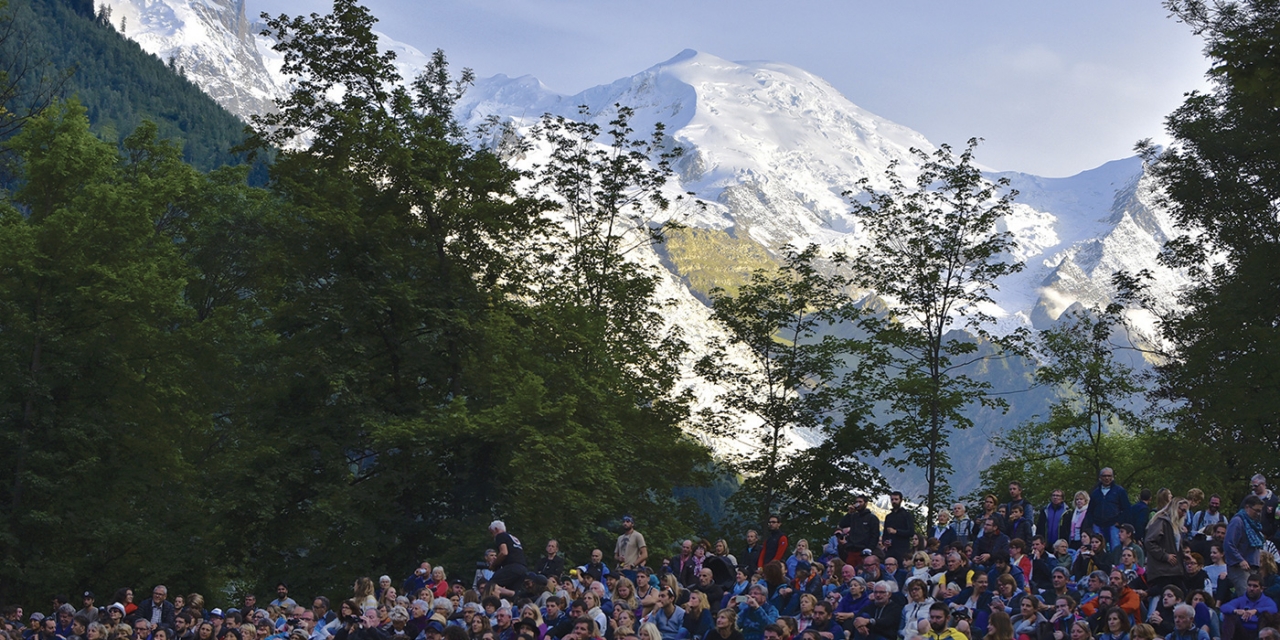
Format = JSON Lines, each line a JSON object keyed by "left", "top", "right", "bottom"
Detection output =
{"left": 1167, "top": 603, "right": 1208, "bottom": 640}
{"left": 850, "top": 581, "right": 903, "bottom": 640}
{"left": 488, "top": 520, "right": 528, "bottom": 599}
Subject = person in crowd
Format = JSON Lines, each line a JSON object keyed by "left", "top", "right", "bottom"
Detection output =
{"left": 1146, "top": 497, "right": 1190, "bottom": 595}
{"left": 850, "top": 582, "right": 901, "bottom": 640}
{"left": 1191, "top": 496, "right": 1229, "bottom": 537}
{"left": 921, "top": 603, "right": 966, "bottom": 640}
{"left": 1220, "top": 575, "right": 1277, "bottom": 640}
{"left": 1066, "top": 493, "right": 1094, "bottom": 551}
{"left": 1100, "top": 606, "right": 1132, "bottom": 640}
{"left": 758, "top": 518, "right": 790, "bottom": 570}
{"left": 682, "top": 591, "right": 713, "bottom": 640}
{"left": 951, "top": 504, "right": 975, "bottom": 548}
{"left": 743, "top": 533, "right": 761, "bottom": 574}
{"left": 705, "top": 609, "right": 743, "bottom": 640}
{"left": 736, "top": 586, "right": 778, "bottom": 640}
{"left": 1227, "top": 497, "right": 1268, "bottom": 600}
{"left": 1046, "top": 596, "right": 1078, "bottom": 640}
{"left": 137, "top": 587, "right": 176, "bottom": 629}
{"left": 1245, "top": 476, "right": 1280, "bottom": 544}
{"left": 1130, "top": 490, "right": 1154, "bottom": 534}
{"left": 1115, "top": 524, "right": 1147, "bottom": 567}
{"left": 899, "top": 579, "right": 934, "bottom": 640}
{"left": 616, "top": 517, "right": 649, "bottom": 577}
{"left": 1167, "top": 603, "right": 1210, "bottom": 640}
{"left": 883, "top": 493, "right": 916, "bottom": 563}
{"left": 488, "top": 521, "right": 528, "bottom": 600}
{"left": 930, "top": 512, "right": 956, "bottom": 551}
{"left": 985, "top": 610, "right": 1013, "bottom": 640}
{"left": 1009, "top": 596, "right": 1047, "bottom": 640}
{"left": 1090, "top": 469, "right": 1131, "bottom": 551}
{"left": 974, "top": 519, "right": 1011, "bottom": 569}
{"left": 1037, "top": 491, "right": 1069, "bottom": 550}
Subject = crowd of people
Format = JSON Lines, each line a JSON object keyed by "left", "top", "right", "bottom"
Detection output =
{"left": 6, "top": 471, "right": 1280, "bottom": 640}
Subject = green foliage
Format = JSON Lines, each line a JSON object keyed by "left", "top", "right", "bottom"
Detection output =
{"left": 6, "top": 0, "right": 256, "bottom": 172}
{"left": 1120, "top": 0, "right": 1280, "bottom": 488}
{"left": 0, "top": 100, "right": 229, "bottom": 602}
{"left": 977, "top": 307, "right": 1170, "bottom": 503}
{"left": 696, "top": 245, "right": 885, "bottom": 536}
{"left": 659, "top": 227, "right": 779, "bottom": 302}
{"left": 848, "top": 139, "right": 1025, "bottom": 519}
{"left": 0, "top": 0, "right": 716, "bottom": 605}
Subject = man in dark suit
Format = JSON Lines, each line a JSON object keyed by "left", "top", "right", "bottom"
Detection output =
{"left": 134, "top": 586, "right": 175, "bottom": 628}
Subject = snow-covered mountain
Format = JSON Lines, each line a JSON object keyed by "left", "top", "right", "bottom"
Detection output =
{"left": 101, "top": 0, "right": 434, "bottom": 123}
{"left": 106, "top": 0, "right": 1186, "bottom": 495}
{"left": 459, "top": 49, "right": 1184, "bottom": 339}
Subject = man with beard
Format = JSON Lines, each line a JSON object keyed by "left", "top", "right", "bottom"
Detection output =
{"left": 839, "top": 497, "right": 881, "bottom": 566}
{"left": 758, "top": 516, "right": 789, "bottom": 568}
{"left": 922, "top": 603, "right": 966, "bottom": 640}
{"left": 882, "top": 492, "right": 915, "bottom": 562}
{"left": 614, "top": 516, "right": 648, "bottom": 575}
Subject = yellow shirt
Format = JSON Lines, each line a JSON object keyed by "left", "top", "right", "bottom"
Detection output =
{"left": 923, "top": 627, "right": 968, "bottom": 640}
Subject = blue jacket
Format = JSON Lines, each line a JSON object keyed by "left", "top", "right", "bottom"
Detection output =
{"left": 1089, "top": 483, "right": 1131, "bottom": 528}
{"left": 1225, "top": 513, "right": 1263, "bottom": 567}
{"left": 736, "top": 602, "right": 779, "bottom": 640}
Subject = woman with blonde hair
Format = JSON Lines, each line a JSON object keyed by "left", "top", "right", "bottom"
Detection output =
{"left": 354, "top": 577, "right": 377, "bottom": 610}
{"left": 637, "top": 623, "right": 662, "bottom": 640}
{"left": 1145, "top": 495, "right": 1189, "bottom": 594}
{"left": 612, "top": 608, "right": 637, "bottom": 639}
{"left": 682, "top": 591, "right": 713, "bottom": 640}
{"left": 796, "top": 593, "right": 817, "bottom": 632}
{"left": 1129, "top": 623, "right": 1157, "bottom": 640}
{"left": 705, "top": 609, "right": 742, "bottom": 640}
{"left": 612, "top": 577, "right": 640, "bottom": 616}
{"left": 519, "top": 604, "right": 547, "bottom": 640}
{"left": 431, "top": 567, "right": 450, "bottom": 598}
{"left": 659, "top": 574, "right": 683, "bottom": 601}
{"left": 785, "top": 539, "right": 811, "bottom": 579}
{"left": 379, "top": 587, "right": 399, "bottom": 609}
{"left": 1067, "top": 491, "right": 1093, "bottom": 550}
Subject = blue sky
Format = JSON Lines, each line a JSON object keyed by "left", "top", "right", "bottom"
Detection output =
{"left": 252, "top": 0, "right": 1209, "bottom": 177}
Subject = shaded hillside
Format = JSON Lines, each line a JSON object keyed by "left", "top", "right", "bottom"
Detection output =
{"left": 7, "top": 0, "right": 261, "bottom": 174}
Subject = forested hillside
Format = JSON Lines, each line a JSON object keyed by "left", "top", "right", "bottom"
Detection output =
{"left": 5, "top": 0, "right": 257, "bottom": 173}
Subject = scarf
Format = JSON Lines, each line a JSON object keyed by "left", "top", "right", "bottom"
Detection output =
{"left": 1237, "top": 509, "right": 1266, "bottom": 549}
{"left": 1071, "top": 508, "right": 1088, "bottom": 540}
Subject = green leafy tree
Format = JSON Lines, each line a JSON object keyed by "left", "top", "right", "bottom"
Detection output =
{"left": 206, "top": 0, "right": 714, "bottom": 593}
{"left": 978, "top": 308, "right": 1164, "bottom": 502}
{"left": 0, "top": 101, "right": 221, "bottom": 601}
{"left": 696, "top": 245, "right": 886, "bottom": 531}
{"left": 848, "top": 139, "right": 1024, "bottom": 520}
{"left": 1122, "top": 0, "right": 1280, "bottom": 486}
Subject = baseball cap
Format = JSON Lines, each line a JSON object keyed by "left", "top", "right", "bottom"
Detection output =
{"left": 210, "top": 609, "right": 224, "bottom": 618}
{"left": 30, "top": 613, "right": 45, "bottom": 622}
{"left": 622, "top": 515, "right": 633, "bottom": 522}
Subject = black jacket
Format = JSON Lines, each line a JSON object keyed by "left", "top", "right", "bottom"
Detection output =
{"left": 882, "top": 508, "right": 915, "bottom": 560}
{"left": 840, "top": 508, "right": 881, "bottom": 553}
{"left": 134, "top": 600, "right": 176, "bottom": 627}
{"left": 535, "top": 555, "right": 565, "bottom": 578}
{"left": 858, "top": 599, "right": 904, "bottom": 640}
